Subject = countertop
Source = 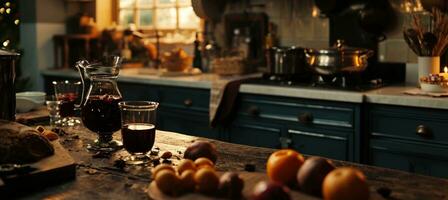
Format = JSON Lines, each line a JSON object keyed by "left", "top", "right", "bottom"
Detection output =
{"left": 13, "top": 110, "right": 448, "bottom": 199}
{"left": 41, "top": 69, "right": 448, "bottom": 109}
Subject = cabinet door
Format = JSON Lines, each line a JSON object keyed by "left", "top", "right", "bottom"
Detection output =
{"left": 289, "top": 129, "right": 349, "bottom": 161}
{"left": 229, "top": 121, "right": 283, "bottom": 149}
{"left": 158, "top": 109, "right": 219, "bottom": 140}
{"left": 370, "top": 139, "right": 448, "bottom": 178}
{"left": 119, "top": 83, "right": 158, "bottom": 101}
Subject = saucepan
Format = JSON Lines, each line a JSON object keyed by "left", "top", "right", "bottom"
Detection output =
{"left": 266, "top": 46, "right": 308, "bottom": 75}
{"left": 304, "top": 40, "right": 374, "bottom": 75}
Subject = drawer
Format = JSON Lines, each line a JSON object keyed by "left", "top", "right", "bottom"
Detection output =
{"left": 119, "top": 83, "right": 158, "bottom": 101}
{"left": 158, "top": 86, "right": 209, "bottom": 113}
{"left": 289, "top": 129, "right": 349, "bottom": 161}
{"left": 158, "top": 109, "right": 219, "bottom": 139}
{"left": 369, "top": 105, "right": 448, "bottom": 145}
{"left": 237, "top": 94, "right": 355, "bottom": 129}
{"left": 369, "top": 139, "right": 448, "bottom": 178}
{"left": 229, "top": 120, "right": 283, "bottom": 149}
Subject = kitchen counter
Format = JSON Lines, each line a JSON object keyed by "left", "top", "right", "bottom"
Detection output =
{"left": 364, "top": 85, "right": 448, "bottom": 110}
{"left": 41, "top": 69, "right": 448, "bottom": 109}
{"left": 12, "top": 110, "right": 448, "bottom": 199}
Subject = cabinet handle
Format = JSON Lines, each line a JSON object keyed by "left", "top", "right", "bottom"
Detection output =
{"left": 183, "top": 99, "right": 193, "bottom": 107}
{"left": 416, "top": 125, "right": 433, "bottom": 139}
{"left": 247, "top": 106, "right": 260, "bottom": 117}
{"left": 279, "top": 137, "right": 292, "bottom": 149}
{"left": 298, "top": 112, "right": 314, "bottom": 124}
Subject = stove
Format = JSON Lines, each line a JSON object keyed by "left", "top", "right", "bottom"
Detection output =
{"left": 246, "top": 73, "right": 386, "bottom": 92}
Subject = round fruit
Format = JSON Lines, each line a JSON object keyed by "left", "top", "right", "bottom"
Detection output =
{"left": 251, "top": 181, "right": 291, "bottom": 200}
{"left": 152, "top": 164, "right": 175, "bottom": 179}
{"left": 322, "top": 167, "right": 370, "bottom": 200}
{"left": 194, "top": 157, "right": 215, "bottom": 169}
{"left": 179, "top": 170, "right": 196, "bottom": 193}
{"left": 267, "top": 149, "right": 305, "bottom": 185}
{"left": 218, "top": 172, "right": 244, "bottom": 199}
{"left": 297, "top": 157, "right": 335, "bottom": 196}
{"left": 177, "top": 159, "right": 197, "bottom": 174}
{"left": 194, "top": 167, "right": 219, "bottom": 195}
{"left": 155, "top": 169, "right": 180, "bottom": 196}
{"left": 184, "top": 141, "right": 218, "bottom": 163}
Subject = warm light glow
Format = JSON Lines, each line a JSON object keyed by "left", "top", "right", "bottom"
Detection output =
{"left": 3, "top": 40, "right": 9, "bottom": 47}
{"left": 0, "top": 8, "right": 4, "bottom": 14}
{"left": 311, "top": 6, "right": 319, "bottom": 18}
{"left": 5, "top": 2, "right": 10, "bottom": 7}
{"left": 6, "top": 8, "right": 10, "bottom": 14}
{"left": 14, "top": 19, "right": 19, "bottom": 25}
{"left": 444, "top": 66, "right": 448, "bottom": 73}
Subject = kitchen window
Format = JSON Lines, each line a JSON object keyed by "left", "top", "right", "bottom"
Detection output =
{"left": 117, "top": 0, "right": 201, "bottom": 31}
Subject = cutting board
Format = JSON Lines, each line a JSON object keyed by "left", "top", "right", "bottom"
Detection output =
{"left": 0, "top": 139, "right": 77, "bottom": 196}
{"left": 148, "top": 171, "right": 320, "bottom": 200}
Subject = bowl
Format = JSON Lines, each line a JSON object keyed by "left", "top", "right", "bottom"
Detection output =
{"left": 16, "top": 97, "right": 40, "bottom": 113}
{"left": 16, "top": 91, "right": 46, "bottom": 104}
{"left": 420, "top": 83, "right": 448, "bottom": 93}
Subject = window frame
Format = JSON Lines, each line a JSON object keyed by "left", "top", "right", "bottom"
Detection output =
{"left": 114, "top": 0, "right": 200, "bottom": 32}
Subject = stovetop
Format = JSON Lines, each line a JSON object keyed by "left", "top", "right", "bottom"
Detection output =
{"left": 245, "top": 74, "right": 386, "bottom": 92}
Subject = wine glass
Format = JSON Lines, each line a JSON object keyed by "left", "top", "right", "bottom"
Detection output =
{"left": 52, "top": 80, "right": 81, "bottom": 127}
{"left": 119, "top": 101, "right": 159, "bottom": 165}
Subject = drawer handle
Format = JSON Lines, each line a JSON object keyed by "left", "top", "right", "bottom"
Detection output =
{"left": 183, "top": 99, "right": 193, "bottom": 107}
{"left": 247, "top": 106, "right": 260, "bottom": 117}
{"left": 279, "top": 137, "right": 292, "bottom": 149}
{"left": 298, "top": 112, "right": 314, "bottom": 124}
{"left": 416, "top": 125, "right": 433, "bottom": 139}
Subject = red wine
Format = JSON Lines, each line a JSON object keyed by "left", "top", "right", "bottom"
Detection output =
{"left": 81, "top": 95, "right": 122, "bottom": 133}
{"left": 57, "top": 93, "right": 77, "bottom": 117}
{"left": 121, "top": 123, "right": 155, "bottom": 154}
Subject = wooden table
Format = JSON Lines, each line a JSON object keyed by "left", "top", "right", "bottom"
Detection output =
{"left": 14, "top": 111, "right": 448, "bottom": 200}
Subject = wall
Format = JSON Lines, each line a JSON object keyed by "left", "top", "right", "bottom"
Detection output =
{"left": 19, "top": 0, "right": 81, "bottom": 91}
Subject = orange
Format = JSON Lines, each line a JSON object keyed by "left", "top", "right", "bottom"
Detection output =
{"left": 266, "top": 149, "right": 304, "bottom": 185}
{"left": 155, "top": 169, "right": 180, "bottom": 196}
{"left": 194, "top": 157, "right": 215, "bottom": 169}
{"left": 179, "top": 170, "right": 196, "bottom": 193}
{"left": 152, "top": 164, "right": 175, "bottom": 179}
{"left": 177, "top": 159, "right": 197, "bottom": 175}
{"left": 194, "top": 167, "right": 219, "bottom": 195}
{"left": 322, "top": 167, "right": 370, "bottom": 200}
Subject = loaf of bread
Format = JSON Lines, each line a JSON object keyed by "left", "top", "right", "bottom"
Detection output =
{"left": 0, "top": 120, "right": 54, "bottom": 164}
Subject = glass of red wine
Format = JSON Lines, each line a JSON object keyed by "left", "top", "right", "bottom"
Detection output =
{"left": 118, "top": 101, "right": 159, "bottom": 165}
{"left": 52, "top": 80, "right": 81, "bottom": 127}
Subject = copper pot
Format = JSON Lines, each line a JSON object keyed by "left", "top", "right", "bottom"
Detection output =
{"left": 304, "top": 40, "right": 374, "bottom": 75}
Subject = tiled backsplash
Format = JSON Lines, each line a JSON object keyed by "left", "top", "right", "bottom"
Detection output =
{"left": 214, "top": 0, "right": 421, "bottom": 63}
{"left": 213, "top": 0, "right": 329, "bottom": 49}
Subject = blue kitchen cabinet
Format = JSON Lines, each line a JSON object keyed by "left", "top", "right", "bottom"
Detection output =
{"left": 367, "top": 104, "right": 448, "bottom": 178}
{"left": 229, "top": 93, "right": 362, "bottom": 162}
{"left": 156, "top": 85, "right": 220, "bottom": 140}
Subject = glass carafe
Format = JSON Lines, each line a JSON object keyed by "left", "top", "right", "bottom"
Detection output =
{"left": 75, "top": 56, "right": 123, "bottom": 151}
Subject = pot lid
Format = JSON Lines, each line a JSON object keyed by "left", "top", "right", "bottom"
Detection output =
{"left": 307, "top": 40, "right": 371, "bottom": 54}
{"left": 0, "top": 49, "right": 20, "bottom": 59}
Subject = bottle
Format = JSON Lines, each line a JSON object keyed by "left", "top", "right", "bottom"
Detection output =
{"left": 193, "top": 32, "right": 203, "bottom": 70}
{"left": 232, "top": 28, "right": 242, "bottom": 50}
{"left": 121, "top": 37, "right": 132, "bottom": 60}
{"left": 241, "top": 27, "right": 251, "bottom": 59}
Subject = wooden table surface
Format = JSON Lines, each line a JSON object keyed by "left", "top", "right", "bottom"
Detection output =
{"left": 14, "top": 110, "right": 448, "bottom": 200}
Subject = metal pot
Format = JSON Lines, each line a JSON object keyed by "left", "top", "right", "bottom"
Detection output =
{"left": 0, "top": 49, "right": 20, "bottom": 121}
{"left": 304, "top": 40, "right": 374, "bottom": 75}
{"left": 266, "top": 46, "right": 308, "bottom": 75}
